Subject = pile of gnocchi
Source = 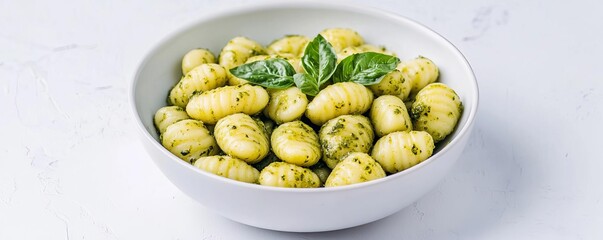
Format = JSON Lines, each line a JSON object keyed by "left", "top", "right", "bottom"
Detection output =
{"left": 154, "top": 28, "right": 463, "bottom": 188}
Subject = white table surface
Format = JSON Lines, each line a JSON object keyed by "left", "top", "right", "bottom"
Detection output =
{"left": 1, "top": 0, "right": 602, "bottom": 239}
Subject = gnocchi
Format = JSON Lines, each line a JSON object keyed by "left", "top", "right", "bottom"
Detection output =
{"left": 367, "top": 70, "right": 412, "bottom": 100}
{"left": 319, "top": 115, "right": 374, "bottom": 169}
{"left": 397, "top": 56, "right": 439, "bottom": 95}
{"left": 263, "top": 87, "right": 309, "bottom": 124}
{"left": 371, "top": 131, "right": 435, "bottom": 173}
{"left": 186, "top": 84, "right": 269, "bottom": 124}
{"left": 411, "top": 83, "right": 463, "bottom": 142}
{"left": 337, "top": 44, "right": 394, "bottom": 62}
{"left": 181, "top": 48, "right": 216, "bottom": 75}
{"left": 154, "top": 106, "right": 189, "bottom": 134}
{"left": 271, "top": 121, "right": 321, "bottom": 167}
{"left": 245, "top": 54, "right": 272, "bottom": 63}
{"left": 160, "top": 119, "right": 219, "bottom": 163}
{"left": 258, "top": 162, "right": 320, "bottom": 188}
{"left": 153, "top": 29, "right": 464, "bottom": 187}
{"left": 254, "top": 117, "right": 275, "bottom": 138}
{"left": 370, "top": 95, "right": 412, "bottom": 137}
{"left": 320, "top": 28, "right": 364, "bottom": 52}
{"left": 219, "top": 36, "right": 265, "bottom": 86}
{"left": 267, "top": 35, "right": 309, "bottom": 57}
{"left": 305, "top": 82, "right": 374, "bottom": 126}
{"left": 194, "top": 155, "right": 259, "bottom": 183}
{"left": 287, "top": 57, "right": 304, "bottom": 73}
{"left": 168, "top": 63, "right": 227, "bottom": 107}
{"left": 214, "top": 113, "right": 269, "bottom": 164}
{"left": 325, "top": 152, "right": 386, "bottom": 187}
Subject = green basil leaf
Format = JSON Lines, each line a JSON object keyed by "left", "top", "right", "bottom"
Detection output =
{"left": 230, "top": 58, "right": 296, "bottom": 89}
{"left": 302, "top": 34, "right": 337, "bottom": 85}
{"left": 333, "top": 52, "right": 401, "bottom": 85}
{"left": 293, "top": 73, "right": 319, "bottom": 96}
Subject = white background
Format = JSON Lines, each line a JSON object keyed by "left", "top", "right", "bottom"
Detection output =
{"left": 1, "top": 0, "right": 602, "bottom": 239}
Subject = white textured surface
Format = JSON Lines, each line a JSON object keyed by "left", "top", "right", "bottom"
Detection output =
{"left": 1, "top": 0, "right": 601, "bottom": 239}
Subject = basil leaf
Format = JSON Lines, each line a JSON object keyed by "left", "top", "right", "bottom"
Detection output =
{"left": 293, "top": 73, "right": 319, "bottom": 96}
{"left": 333, "top": 52, "right": 401, "bottom": 85}
{"left": 302, "top": 34, "right": 337, "bottom": 85}
{"left": 230, "top": 58, "right": 296, "bottom": 89}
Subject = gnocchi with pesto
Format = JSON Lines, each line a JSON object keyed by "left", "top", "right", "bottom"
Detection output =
{"left": 181, "top": 48, "right": 216, "bottom": 75}
{"left": 214, "top": 113, "right": 269, "bottom": 164}
{"left": 160, "top": 119, "right": 219, "bottom": 163}
{"left": 258, "top": 162, "right": 320, "bottom": 188}
{"left": 325, "top": 152, "right": 386, "bottom": 187}
{"left": 305, "top": 82, "right": 374, "bottom": 126}
{"left": 370, "top": 95, "right": 412, "bottom": 137}
{"left": 168, "top": 63, "right": 227, "bottom": 107}
{"left": 371, "top": 131, "right": 435, "bottom": 173}
{"left": 185, "top": 84, "right": 269, "bottom": 124}
{"left": 271, "top": 121, "right": 321, "bottom": 167}
{"left": 154, "top": 106, "right": 189, "bottom": 134}
{"left": 153, "top": 28, "right": 464, "bottom": 187}
{"left": 264, "top": 87, "right": 308, "bottom": 124}
{"left": 319, "top": 115, "right": 374, "bottom": 169}
{"left": 193, "top": 155, "right": 260, "bottom": 183}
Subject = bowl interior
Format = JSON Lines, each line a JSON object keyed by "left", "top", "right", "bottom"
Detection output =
{"left": 133, "top": 3, "right": 477, "bottom": 149}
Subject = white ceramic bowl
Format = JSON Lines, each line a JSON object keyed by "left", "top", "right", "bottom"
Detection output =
{"left": 130, "top": 1, "right": 478, "bottom": 232}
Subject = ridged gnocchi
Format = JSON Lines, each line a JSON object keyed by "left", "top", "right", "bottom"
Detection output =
{"left": 371, "top": 131, "right": 435, "bottom": 173}
{"left": 168, "top": 63, "right": 227, "bottom": 107}
{"left": 411, "top": 83, "right": 463, "bottom": 142}
{"left": 219, "top": 36, "right": 265, "bottom": 67}
{"left": 264, "top": 87, "right": 309, "bottom": 124}
{"left": 245, "top": 54, "right": 272, "bottom": 63}
{"left": 320, "top": 28, "right": 364, "bottom": 52}
{"left": 271, "top": 121, "right": 321, "bottom": 167}
{"left": 214, "top": 113, "right": 269, "bottom": 164}
{"left": 219, "top": 36, "right": 265, "bottom": 86}
{"left": 306, "top": 82, "right": 374, "bottom": 125}
{"left": 181, "top": 48, "right": 216, "bottom": 75}
{"left": 367, "top": 70, "right": 412, "bottom": 100}
{"left": 319, "top": 115, "right": 374, "bottom": 169}
{"left": 228, "top": 74, "right": 248, "bottom": 86}
{"left": 337, "top": 44, "right": 394, "bottom": 62}
{"left": 325, "top": 152, "right": 386, "bottom": 187}
{"left": 267, "top": 35, "right": 309, "bottom": 57}
{"left": 370, "top": 95, "right": 412, "bottom": 137}
{"left": 186, "top": 84, "right": 269, "bottom": 124}
{"left": 258, "top": 162, "right": 320, "bottom": 188}
{"left": 194, "top": 155, "right": 259, "bottom": 183}
{"left": 397, "top": 56, "right": 439, "bottom": 95}
{"left": 161, "top": 119, "right": 219, "bottom": 163}
{"left": 154, "top": 106, "right": 189, "bottom": 134}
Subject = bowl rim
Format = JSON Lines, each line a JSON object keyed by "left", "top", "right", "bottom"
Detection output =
{"left": 129, "top": 0, "right": 479, "bottom": 193}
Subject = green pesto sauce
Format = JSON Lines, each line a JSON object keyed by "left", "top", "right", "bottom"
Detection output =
{"left": 411, "top": 144, "right": 419, "bottom": 155}
{"left": 327, "top": 120, "right": 346, "bottom": 135}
